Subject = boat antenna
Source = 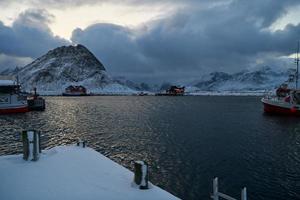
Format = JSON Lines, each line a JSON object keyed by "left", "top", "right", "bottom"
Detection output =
{"left": 296, "top": 41, "right": 300, "bottom": 89}
{"left": 16, "top": 66, "right": 19, "bottom": 86}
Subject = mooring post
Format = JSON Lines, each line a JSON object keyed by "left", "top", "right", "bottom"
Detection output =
{"left": 77, "top": 139, "right": 86, "bottom": 148}
{"left": 21, "top": 130, "right": 41, "bottom": 161}
{"left": 213, "top": 177, "right": 219, "bottom": 200}
{"left": 134, "top": 161, "right": 149, "bottom": 189}
{"left": 241, "top": 187, "right": 247, "bottom": 200}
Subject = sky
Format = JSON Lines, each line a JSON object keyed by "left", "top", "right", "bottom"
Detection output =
{"left": 0, "top": 0, "right": 300, "bottom": 83}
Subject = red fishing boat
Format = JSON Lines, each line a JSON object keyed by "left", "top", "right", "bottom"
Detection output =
{"left": 262, "top": 42, "right": 300, "bottom": 115}
{"left": 262, "top": 91, "right": 300, "bottom": 115}
{"left": 0, "top": 77, "right": 28, "bottom": 114}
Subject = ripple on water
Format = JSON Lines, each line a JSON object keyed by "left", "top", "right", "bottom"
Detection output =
{"left": 0, "top": 96, "right": 300, "bottom": 200}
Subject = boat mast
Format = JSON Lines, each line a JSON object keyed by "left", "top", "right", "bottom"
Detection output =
{"left": 296, "top": 41, "right": 300, "bottom": 89}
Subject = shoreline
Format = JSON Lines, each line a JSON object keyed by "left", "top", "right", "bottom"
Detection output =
{"left": 36, "top": 90, "right": 269, "bottom": 97}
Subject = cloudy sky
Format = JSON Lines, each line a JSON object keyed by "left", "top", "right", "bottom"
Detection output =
{"left": 0, "top": 0, "right": 300, "bottom": 83}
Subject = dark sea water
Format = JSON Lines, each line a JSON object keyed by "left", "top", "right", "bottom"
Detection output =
{"left": 0, "top": 96, "right": 300, "bottom": 200}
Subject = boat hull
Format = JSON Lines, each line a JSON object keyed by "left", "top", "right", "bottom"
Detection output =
{"left": 0, "top": 105, "right": 29, "bottom": 114}
{"left": 262, "top": 98, "right": 300, "bottom": 116}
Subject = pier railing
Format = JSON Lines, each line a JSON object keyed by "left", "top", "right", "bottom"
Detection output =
{"left": 211, "top": 177, "right": 247, "bottom": 200}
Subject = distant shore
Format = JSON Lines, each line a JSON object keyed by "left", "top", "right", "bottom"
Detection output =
{"left": 38, "top": 91, "right": 267, "bottom": 97}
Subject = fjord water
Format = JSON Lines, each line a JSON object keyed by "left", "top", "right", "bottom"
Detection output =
{"left": 0, "top": 96, "right": 299, "bottom": 200}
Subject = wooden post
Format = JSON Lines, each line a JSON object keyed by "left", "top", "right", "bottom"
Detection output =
{"left": 241, "top": 188, "right": 247, "bottom": 200}
{"left": 21, "top": 130, "right": 41, "bottom": 161}
{"left": 213, "top": 177, "right": 219, "bottom": 200}
{"left": 134, "top": 161, "right": 149, "bottom": 189}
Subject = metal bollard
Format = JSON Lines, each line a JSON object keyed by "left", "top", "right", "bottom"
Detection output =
{"left": 211, "top": 177, "right": 247, "bottom": 200}
{"left": 134, "top": 161, "right": 149, "bottom": 189}
{"left": 241, "top": 188, "right": 247, "bottom": 200}
{"left": 212, "top": 177, "right": 219, "bottom": 200}
{"left": 21, "top": 130, "right": 41, "bottom": 161}
{"left": 77, "top": 139, "right": 86, "bottom": 148}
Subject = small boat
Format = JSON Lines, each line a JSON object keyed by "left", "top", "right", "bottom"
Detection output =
{"left": 262, "top": 42, "right": 300, "bottom": 115}
{"left": 155, "top": 86, "right": 185, "bottom": 96}
{"left": 27, "top": 87, "right": 46, "bottom": 111}
{"left": 0, "top": 76, "right": 28, "bottom": 114}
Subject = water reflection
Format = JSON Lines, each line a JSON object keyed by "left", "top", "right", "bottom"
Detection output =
{"left": 0, "top": 96, "right": 300, "bottom": 200}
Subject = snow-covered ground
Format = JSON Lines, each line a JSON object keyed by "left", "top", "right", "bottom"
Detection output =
{"left": 0, "top": 145, "right": 179, "bottom": 200}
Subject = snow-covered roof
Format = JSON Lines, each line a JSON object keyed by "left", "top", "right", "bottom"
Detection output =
{"left": 0, "top": 146, "right": 179, "bottom": 200}
{"left": 0, "top": 80, "right": 16, "bottom": 86}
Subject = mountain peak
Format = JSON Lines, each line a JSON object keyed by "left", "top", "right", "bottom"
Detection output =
{"left": 14, "top": 44, "right": 110, "bottom": 93}
{"left": 48, "top": 44, "right": 87, "bottom": 55}
{"left": 43, "top": 44, "right": 105, "bottom": 71}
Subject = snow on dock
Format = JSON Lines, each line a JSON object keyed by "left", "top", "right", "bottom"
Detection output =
{"left": 0, "top": 145, "right": 179, "bottom": 200}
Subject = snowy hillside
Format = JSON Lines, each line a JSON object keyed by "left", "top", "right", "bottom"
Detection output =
{"left": 4, "top": 45, "right": 138, "bottom": 95}
{"left": 189, "top": 67, "right": 295, "bottom": 94}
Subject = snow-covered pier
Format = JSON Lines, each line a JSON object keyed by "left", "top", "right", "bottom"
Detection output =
{"left": 0, "top": 145, "right": 180, "bottom": 200}
{"left": 0, "top": 131, "right": 248, "bottom": 200}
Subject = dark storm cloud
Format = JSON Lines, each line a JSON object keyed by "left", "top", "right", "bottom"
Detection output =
{"left": 70, "top": 0, "right": 300, "bottom": 82}
{"left": 1, "top": 0, "right": 300, "bottom": 82}
{"left": 0, "top": 54, "right": 32, "bottom": 71}
{"left": 0, "top": 9, "right": 69, "bottom": 58}
{"left": 228, "top": 0, "right": 300, "bottom": 27}
{"left": 71, "top": 23, "right": 152, "bottom": 76}
{"left": 0, "top": 0, "right": 226, "bottom": 8}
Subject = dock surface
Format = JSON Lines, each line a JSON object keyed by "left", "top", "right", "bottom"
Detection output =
{"left": 0, "top": 146, "right": 179, "bottom": 200}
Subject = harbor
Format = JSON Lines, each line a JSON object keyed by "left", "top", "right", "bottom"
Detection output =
{"left": 1, "top": 1, "right": 300, "bottom": 199}
{"left": 1, "top": 96, "right": 299, "bottom": 199}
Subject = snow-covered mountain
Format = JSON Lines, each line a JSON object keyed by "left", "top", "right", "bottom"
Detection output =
{"left": 188, "top": 66, "right": 295, "bottom": 94}
{"left": 0, "top": 44, "right": 296, "bottom": 95}
{"left": 3, "top": 45, "right": 138, "bottom": 94}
